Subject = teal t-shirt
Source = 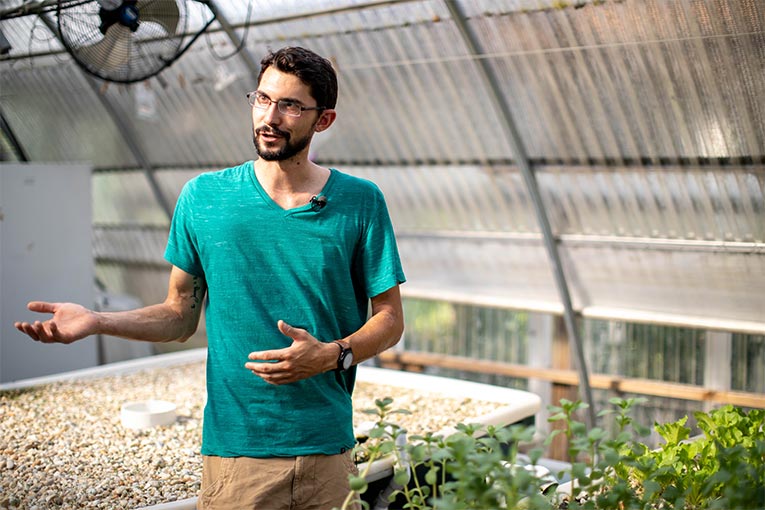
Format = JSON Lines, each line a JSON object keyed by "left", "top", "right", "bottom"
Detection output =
{"left": 164, "top": 161, "right": 405, "bottom": 457}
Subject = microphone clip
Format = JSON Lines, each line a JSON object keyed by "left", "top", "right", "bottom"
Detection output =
{"left": 310, "top": 195, "right": 327, "bottom": 210}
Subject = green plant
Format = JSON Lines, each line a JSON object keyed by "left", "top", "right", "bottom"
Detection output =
{"left": 339, "top": 397, "right": 411, "bottom": 510}
{"left": 340, "top": 398, "right": 765, "bottom": 510}
{"left": 627, "top": 406, "right": 765, "bottom": 510}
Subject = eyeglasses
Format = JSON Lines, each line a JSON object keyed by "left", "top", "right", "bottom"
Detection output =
{"left": 246, "top": 91, "right": 326, "bottom": 118}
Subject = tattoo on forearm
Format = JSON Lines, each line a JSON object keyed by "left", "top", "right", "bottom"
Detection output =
{"left": 191, "top": 277, "right": 202, "bottom": 309}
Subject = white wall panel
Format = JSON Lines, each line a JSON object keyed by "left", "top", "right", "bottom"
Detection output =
{"left": 0, "top": 163, "right": 97, "bottom": 382}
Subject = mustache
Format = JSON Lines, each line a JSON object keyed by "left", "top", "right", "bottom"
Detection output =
{"left": 255, "top": 126, "right": 290, "bottom": 140}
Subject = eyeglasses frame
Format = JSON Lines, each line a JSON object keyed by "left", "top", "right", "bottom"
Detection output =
{"left": 246, "top": 91, "right": 327, "bottom": 118}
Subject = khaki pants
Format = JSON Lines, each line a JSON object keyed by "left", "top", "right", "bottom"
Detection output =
{"left": 198, "top": 453, "right": 360, "bottom": 510}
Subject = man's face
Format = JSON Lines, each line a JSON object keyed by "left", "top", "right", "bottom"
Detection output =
{"left": 251, "top": 67, "right": 322, "bottom": 161}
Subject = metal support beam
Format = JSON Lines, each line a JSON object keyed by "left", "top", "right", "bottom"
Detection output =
{"left": 444, "top": 0, "right": 596, "bottom": 428}
{"left": 37, "top": 13, "right": 173, "bottom": 221}
{"left": 204, "top": 0, "right": 260, "bottom": 77}
{"left": 0, "top": 106, "right": 29, "bottom": 161}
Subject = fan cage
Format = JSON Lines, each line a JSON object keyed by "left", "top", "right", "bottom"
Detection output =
{"left": 57, "top": 0, "right": 188, "bottom": 83}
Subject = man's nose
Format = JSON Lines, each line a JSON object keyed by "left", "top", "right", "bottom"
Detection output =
{"left": 261, "top": 101, "right": 282, "bottom": 124}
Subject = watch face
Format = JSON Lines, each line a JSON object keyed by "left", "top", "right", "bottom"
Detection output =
{"left": 341, "top": 350, "right": 353, "bottom": 370}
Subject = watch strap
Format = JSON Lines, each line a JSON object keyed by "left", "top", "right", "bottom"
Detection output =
{"left": 333, "top": 340, "right": 353, "bottom": 371}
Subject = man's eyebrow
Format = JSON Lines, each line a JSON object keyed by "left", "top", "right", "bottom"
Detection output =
{"left": 257, "top": 90, "right": 306, "bottom": 104}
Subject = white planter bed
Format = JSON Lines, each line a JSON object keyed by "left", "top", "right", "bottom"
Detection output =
{"left": 0, "top": 349, "right": 541, "bottom": 510}
{"left": 355, "top": 367, "right": 542, "bottom": 484}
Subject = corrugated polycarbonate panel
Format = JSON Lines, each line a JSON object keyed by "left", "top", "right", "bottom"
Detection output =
{"left": 397, "top": 234, "right": 562, "bottom": 314}
{"left": 398, "top": 233, "right": 765, "bottom": 333}
{"left": 0, "top": 11, "right": 64, "bottom": 58}
{"left": 90, "top": 36, "right": 257, "bottom": 169}
{"left": 465, "top": 0, "right": 765, "bottom": 163}
{"left": 93, "top": 225, "right": 168, "bottom": 265}
{"left": 93, "top": 171, "right": 170, "bottom": 225}
{"left": 1, "top": 59, "right": 138, "bottom": 166}
{"left": 564, "top": 242, "right": 765, "bottom": 332}
{"left": 95, "top": 263, "right": 170, "bottom": 308}
{"left": 209, "top": 0, "right": 391, "bottom": 26}
{"left": 92, "top": 169, "right": 212, "bottom": 271}
{"left": 353, "top": 161, "right": 764, "bottom": 331}
{"left": 351, "top": 164, "right": 765, "bottom": 242}
{"left": 3, "top": 0, "right": 762, "bottom": 167}
{"left": 297, "top": 2, "right": 515, "bottom": 164}
{"left": 537, "top": 166, "right": 765, "bottom": 242}
{"left": 346, "top": 165, "right": 537, "bottom": 233}
{"left": 193, "top": 0, "right": 764, "bottom": 167}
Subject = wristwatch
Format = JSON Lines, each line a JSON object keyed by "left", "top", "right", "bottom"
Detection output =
{"left": 333, "top": 340, "right": 354, "bottom": 372}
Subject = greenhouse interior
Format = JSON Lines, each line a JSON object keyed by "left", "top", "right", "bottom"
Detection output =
{"left": 1, "top": 0, "right": 764, "bottom": 509}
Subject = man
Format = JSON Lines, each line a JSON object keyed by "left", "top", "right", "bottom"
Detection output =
{"left": 15, "top": 46, "right": 406, "bottom": 509}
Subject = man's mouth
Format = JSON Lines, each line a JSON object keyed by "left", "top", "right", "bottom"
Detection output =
{"left": 256, "top": 127, "right": 289, "bottom": 142}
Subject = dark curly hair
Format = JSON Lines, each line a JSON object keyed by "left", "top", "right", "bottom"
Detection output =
{"left": 258, "top": 47, "right": 338, "bottom": 110}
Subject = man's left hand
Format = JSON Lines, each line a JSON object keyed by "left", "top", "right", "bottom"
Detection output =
{"left": 245, "top": 320, "right": 336, "bottom": 385}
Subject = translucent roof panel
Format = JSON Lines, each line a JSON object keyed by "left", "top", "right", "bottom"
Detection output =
{"left": 93, "top": 224, "right": 168, "bottom": 266}
{"left": 348, "top": 165, "right": 537, "bottom": 233}
{"left": 397, "top": 233, "right": 765, "bottom": 334}
{"left": 95, "top": 263, "right": 171, "bottom": 309}
{"left": 352, "top": 164, "right": 765, "bottom": 242}
{"left": 4, "top": 0, "right": 762, "bottom": 167}
{"left": 2, "top": 59, "right": 139, "bottom": 166}
{"left": 537, "top": 166, "right": 765, "bottom": 242}
{"left": 93, "top": 171, "right": 170, "bottom": 225}
{"left": 0, "top": 10, "right": 65, "bottom": 58}
{"left": 350, "top": 162, "right": 765, "bottom": 333}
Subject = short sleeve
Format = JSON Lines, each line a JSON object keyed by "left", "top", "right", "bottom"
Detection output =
{"left": 164, "top": 180, "right": 204, "bottom": 277}
{"left": 357, "top": 186, "right": 406, "bottom": 298}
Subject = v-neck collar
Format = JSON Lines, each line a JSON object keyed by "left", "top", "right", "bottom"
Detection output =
{"left": 248, "top": 161, "right": 337, "bottom": 214}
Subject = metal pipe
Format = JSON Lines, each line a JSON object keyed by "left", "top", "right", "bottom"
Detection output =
{"left": 443, "top": 0, "right": 596, "bottom": 428}
{"left": 203, "top": 0, "right": 260, "bottom": 76}
{"left": 394, "top": 230, "right": 765, "bottom": 254}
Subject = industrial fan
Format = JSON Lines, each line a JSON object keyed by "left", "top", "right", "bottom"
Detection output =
{"left": 56, "top": 0, "right": 214, "bottom": 83}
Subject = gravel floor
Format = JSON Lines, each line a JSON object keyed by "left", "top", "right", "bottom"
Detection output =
{"left": 0, "top": 361, "right": 502, "bottom": 509}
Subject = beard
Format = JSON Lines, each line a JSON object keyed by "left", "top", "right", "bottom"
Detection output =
{"left": 253, "top": 125, "right": 313, "bottom": 161}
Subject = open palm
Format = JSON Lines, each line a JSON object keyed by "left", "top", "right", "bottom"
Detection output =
{"left": 14, "top": 301, "right": 98, "bottom": 344}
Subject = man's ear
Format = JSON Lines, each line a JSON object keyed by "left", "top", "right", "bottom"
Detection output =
{"left": 314, "top": 109, "right": 337, "bottom": 132}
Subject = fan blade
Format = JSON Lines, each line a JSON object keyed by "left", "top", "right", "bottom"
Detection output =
{"left": 78, "top": 24, "right": 131, "bottom": 71}
{"left": 136, "top": 0, "right": 180, "bottom": 35}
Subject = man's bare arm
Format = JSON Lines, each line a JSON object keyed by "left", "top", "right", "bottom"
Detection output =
{"left": 341, "top": 284, "right": 404, "bottom": 365}
{"left": 14, "top": 266, "right": 206, "bottom": 344}
{"left": 245, "top": 285, "right": 404, "bottom": 384}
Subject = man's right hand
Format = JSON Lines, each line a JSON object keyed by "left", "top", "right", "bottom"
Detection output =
{"left": 14, "top": 301, "right": 99, "bottom": 344}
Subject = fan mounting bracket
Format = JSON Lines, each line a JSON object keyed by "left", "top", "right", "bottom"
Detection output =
{"left": 98, "top": 1, "right": 140, "bottom": 35}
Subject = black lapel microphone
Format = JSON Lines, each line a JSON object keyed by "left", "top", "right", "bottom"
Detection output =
{"left": 310, "top": 195, "right": 327, "bottom": 210}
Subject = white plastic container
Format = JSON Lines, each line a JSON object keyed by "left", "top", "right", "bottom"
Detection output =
{"left": 120, "top": 399, "right": 177, "bottom": 430}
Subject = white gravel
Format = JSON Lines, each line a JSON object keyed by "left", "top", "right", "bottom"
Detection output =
{"left": 0, "top": 361, "right": 502, "bottom": 509}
